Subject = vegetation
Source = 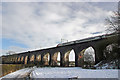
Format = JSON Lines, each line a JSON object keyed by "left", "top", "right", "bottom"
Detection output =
{"left": 94, "top": 11, "right": 120, "bottom": 69}
{"left": 105, "top": 11, "right": 120, "bottom": 34}
{"left": 0, "top": 63, "right": 42, "bottom": 77}
{"left": 83, "top": 10, "right": 120, "bottom": 69}
{"left": 104, "top": 10, "right": 120, "bottom": 68}
{"left": 0, "top": 64, "right": 25, "bottom": 77}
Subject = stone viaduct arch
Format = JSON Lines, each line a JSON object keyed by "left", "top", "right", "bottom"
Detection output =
{"left": 1, "top": 33, "right": 119, "bottom": 67}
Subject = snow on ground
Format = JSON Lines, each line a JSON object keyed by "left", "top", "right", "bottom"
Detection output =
{"left": 0, "top": 67, "right": 118, "bottom": 79}
{"left": 31, "top": 67, "right": 118, "bottom": 78}
{"left": 0, "top": 68, "right": 32, "bottom": 79}
{"left": 94, "top": 60, "right": 119, "bottom": 69}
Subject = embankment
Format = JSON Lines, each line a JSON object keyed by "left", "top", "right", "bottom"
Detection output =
{"left": 0, "top": 64, "right": 25, "bottom": 77}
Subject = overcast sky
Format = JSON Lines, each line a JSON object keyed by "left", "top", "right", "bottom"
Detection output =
{"left": 1, "top": 2, "right": 118, "bottom": 56}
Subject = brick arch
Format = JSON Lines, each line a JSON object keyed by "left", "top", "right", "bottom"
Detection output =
{"left": 103, "top": 43, "right": 118, "bottom": 60}
{"left": 18, "top": 56, "right": 21, "bottom": 62}
{"left": 30, "top": 55, "right": 35, "bottom": 62}
{"left": 91, "top": 36, "right": 118, "bottom": 64}
{"left": 92, "top": 43, "right": 112, "bottom": 64}
{"left": 10, "top": 57, "right": 13, "bottom": 62}
{"left": 76, "top": 45, "right": 95, "bottom": 66}
{"left": 42, "top": 53, "right": 50, "bottom": 66}
{"left": 15, "top": 57, "right": 18, "bottom": 63}
{"left": 13, "top": 57, "right": 16, "bottom": 62}
{"left": 62, "top": 49, "right": 76, "bottom": 67}
{"left": 62, "top": 49, "right": 73, "bottom": 67}
{"left": 51, "top": 52, "right": 61, "bottom": 66}
{"left": 83, "top": 47, "right": 95, "bottom": 67}
{"left": 21, "top": 56, "right": 24, "bottom": 62}
{"left": 57, "top": 52, "right": 61, "bottom": 66}
{"left": 36, "top": 54, "right": 41, "bottom": 61}
{"left": 24, "top": 56, "right": 28, "bottom": 64}
{"left": 73, "top": 45, "right": 89, "bottom": 67}
{"left": 69, "top": 49, "right": 75, "bottom": 67}
{"left": 11, "top": 57, "right": 14, "bottom": 62}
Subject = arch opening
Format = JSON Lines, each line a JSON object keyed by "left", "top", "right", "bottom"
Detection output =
{"left": 69, "top": 49, "right": 75, "bottom": 67}
{"left": 36, "top": 54, "right": 41, "bottom": 61}
{"left": 57, "top": 52, "right": 60, "bottom": 66}
{"left": 52, "top": 52, "right": 61, "bottom": 66}
{"left": 83, "top": 47, "right": 95, "bottom": 67}
{"left": 43, "top": 53, "right": 50, "bottom": 66}
{"left": 30, "top": 55, "right": 35, "bottom": 62}
{"left": 18, "top": 57, "right": 20, "bottom": 61}
{"left": 12, "top": 57, "right": 14, "bottom": 62}
{"left": 24, "top": 56, "right": 28, "bottom": 64}
{"left": 64, "top": 49, "right": 75, "bottom": 67}
{"left": 21, "top": 56, "right": 24, "bottom": 61}
{"left": 15, "top": 57, "right": 17, "bottom": 62}
{"left": 11, "top": 57, "right": 13, "bottom": 61}
{"left": 103, "top": 43, "right": 119, "bottom": 60}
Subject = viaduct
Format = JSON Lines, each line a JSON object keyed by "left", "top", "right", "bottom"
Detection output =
{"left": 1, "top": 33, "right": 119, "bottom": 67}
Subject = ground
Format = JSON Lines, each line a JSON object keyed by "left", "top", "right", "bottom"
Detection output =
{"left": 0, "top": 67, "right": 119, "bottom": 79}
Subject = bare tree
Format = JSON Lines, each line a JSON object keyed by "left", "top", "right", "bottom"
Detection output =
{"left": 105, "top": 10, "right": 120, "bottom": 56}
{"left": 105, "top": 11, "right": 120, "bottom": 34}
{"left": 104, "top": 4, "right": 120, "bottom": 68}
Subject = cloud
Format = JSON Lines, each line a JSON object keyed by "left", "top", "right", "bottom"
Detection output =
{"left": 0, "top": 46, "right": 30, "bottom": 56}
{"left": 2, "top": 0, "right": 119, "bottom": 2}
{"left": 2, "top": 2, "right": 117, "bottom": 54}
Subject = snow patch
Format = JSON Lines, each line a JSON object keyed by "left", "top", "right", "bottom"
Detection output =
{"left": 94, "top": 60, "right": 119, "bottom": 69}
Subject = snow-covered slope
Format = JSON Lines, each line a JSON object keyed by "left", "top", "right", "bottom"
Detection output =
{"left": 30, "top": 67, "right": 118, "bottom": 78}
{"left": 94, "top": 60, "right": 119, "bottom": 69}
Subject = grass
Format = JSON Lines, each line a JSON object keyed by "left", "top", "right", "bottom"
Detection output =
{"left": 0, "top": 63, "right": 43, "bottom": 77}
{"left": 0, "top": 64, "right": 25, "bottom": 77}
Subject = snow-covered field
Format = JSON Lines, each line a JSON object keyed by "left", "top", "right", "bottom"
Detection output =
{"left": 0, "top": 67, "right": 119, "bottom": 79}
{"left": 31, "top": 67, "right": 118, "bottom": 78}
